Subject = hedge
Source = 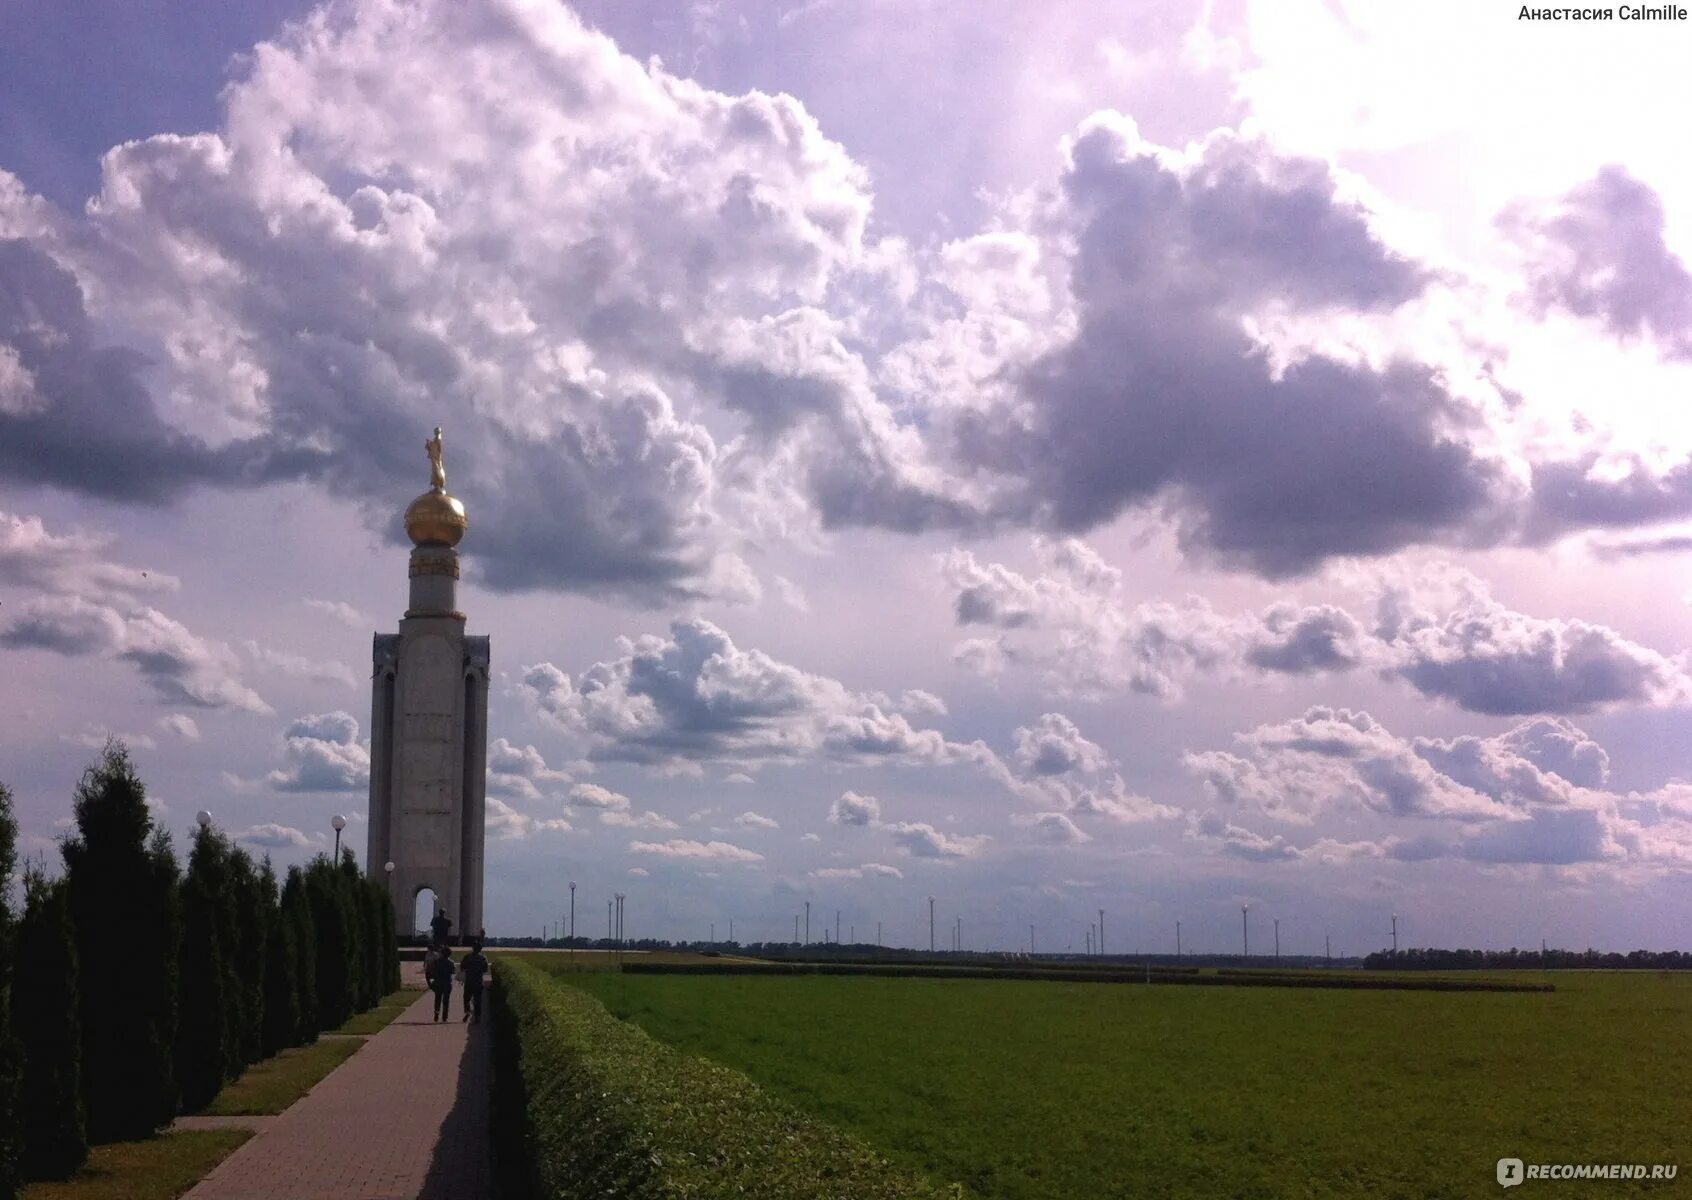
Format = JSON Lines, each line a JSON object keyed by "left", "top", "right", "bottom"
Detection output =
{"left": 618, "top": 960, "right": 1553, "bottom": 992}
{"left": 490, "top": 956, "right": 962, "bottom": 1200}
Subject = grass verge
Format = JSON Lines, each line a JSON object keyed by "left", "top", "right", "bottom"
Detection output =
{"left": 492, "top": 955, "right": 961, "bottom": 1199}
{"left": 201, "top": 1039, "right": 365, "bottom": 1115}
{"left": 20, "top": 1130, "right": 250, "bottom": 1200}
{"left": 333, "top": 986, "right": 422, "bottom": 1034}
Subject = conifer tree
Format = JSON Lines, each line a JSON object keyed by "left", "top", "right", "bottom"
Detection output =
{"left": 0, "top": 782, "right": 19, "bottom": 1200}
{"left": 173, "top": 830, "right": 228, "bottom": 1113}
{"left": 61, "top": 743, "right": 179, "bottom": 1141}
{"left": 227, "top": 846, "right": 267, "bottom": 1068}
{"left": 259, "top": 859, "right": 297, "bottom": 1058}
{"left": 280, "top": 866, "right": 318, "bottom": 1043}
{"left": 12, "top": 866, "right": 85, "bottom": 1181}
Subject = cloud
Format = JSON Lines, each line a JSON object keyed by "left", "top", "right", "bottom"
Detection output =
{"left": 1013, "top": 811, "right": 1092, "bottom": 844}
{"left": 486, "top": 795, "right": 573, "bottom": 840}
{"left": 1013, "top": 713, "right": 1108, "bottom": 776}
{"left": 828, "top": 790, "right": 880, "bottom": 826}
{"left": 233, "top": 823, "right": 320, "bottom": 849}
{"left": 885, "top": 821, "right": 989, "bottom": 859}
{"left": 0, "top": 0, "right": 942, "bottom": 603}
{"left": 1377, "top": 571, "right": 1691, "bottom": 715}
{"left": 1502, "top": 165, "right": 1692, "bottom": 361}
{"left": 0, "top": 510, "right": 179, "bottom": 601}
{"left": 601, "top": 809, "right": 680, "bottom": 830}
{"left": 241, "top": 640, "right": 359, "bottom": 688}
{"left": 942, "top": 539, "right": 1365, "bottom": 700}
{"left": 159, "top": 713, "right": 201, "bottom": 741}
{"left": 1185, "top": 706, "right": 1509, "bottom": 824}
{"left": 266, "top": 710, "right": 370, "bottom": 793}
{"left": 629, "top": 838, "right": 764, "bottom": 862}
{"left": 813, "top": 862, "right": 904, "bottom": 880}
{"left": 926, "top": 114, "right": 1519, "bottom": 577}
{"left": 60, "top": 727, "right": 156, "bottom": 751}
{"left": 567, "top": 782, "right": 633, "bottom": 811}
{"left": 0, "top": 511, "right": 269, "bottom": 713}
{"left": 519, "top": 619, "right": 981, "bottom": 770}
{"left": 303, "top": 599, "right": 371, "bottom": 628}
{"left": 487, "top": 738, "right": 571, "bottom": 801}
{"left": 733, "top": 810, "right": 779, "bottom": 829}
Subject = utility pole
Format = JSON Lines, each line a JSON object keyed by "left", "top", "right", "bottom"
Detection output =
{"left": 1391, "top": 912, "right": 1399, "bottom": 954}
{"left": 1086, "top": 925, "right": 1092, "bottom": 956}
{"left": 1099, "top": 909, "right": 1105, "bottom": 958}
{"left": 1274, "top": 918, "right": 1280, "bottom": 960}
{"left": 710, "top": 922, "right": 715, "bottom": 944}
{"left": 955, "top": 916, "right": 961, "bottom": 952}
{"left": 1176, "top": 920, "right": 1182, "bottom": 958}
{"left": 805, "top": 900, "right": 811, "bottom": 945}
{"left": 1326, "top": 933, "right": 1331, "bottom": 964}
{"left": 730, "top": 918, "right": 734, "bottom": 943}
{"left": 1242, "top": 904, "right": 1250, "bottom": 959}
{"left": 928, "top": 896, "right": 936, "bottom": 953}
{"left": 877, "top": 921, "right": 881, "bottom": 947}
{"left": 794, "top": 914, "right": 799, "bottom": 942}
{"left": 836, "top": 910, "right": 841, "bottom": 944}
{"left": 1030, "top": 923, "right": 1036, "bottom": 956}
{"left": 608, "top": 899, "right": 613, "bottom": 940}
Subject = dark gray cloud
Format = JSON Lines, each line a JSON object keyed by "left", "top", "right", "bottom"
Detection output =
{"left": 1502, "top": 166, "right": 1692, "bottom": 361}
{"left": 949, "top": 118, "right": 1515, "bottom": 577}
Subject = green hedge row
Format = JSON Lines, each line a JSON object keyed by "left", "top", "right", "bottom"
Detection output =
{"left": 490, "top": 956, "right": 961, "bottom": 1200}
{"left": 620, "top": 960, "right": 1552, "bottom": 992}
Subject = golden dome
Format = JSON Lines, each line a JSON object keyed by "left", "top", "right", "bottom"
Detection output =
{"left": 405, "top": 488, "right": 467, "bottom": 547}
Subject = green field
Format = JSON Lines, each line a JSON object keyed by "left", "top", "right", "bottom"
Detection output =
{"left": 544, "top": 964, "right": 1692, "bottom": 1198}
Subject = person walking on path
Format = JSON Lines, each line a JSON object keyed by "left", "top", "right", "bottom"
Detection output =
{"left": 427, "top": 945, "right": 455, "bottom": 1022}
{"left": 459, "top": 940, "right": 489, "bottom": 1023}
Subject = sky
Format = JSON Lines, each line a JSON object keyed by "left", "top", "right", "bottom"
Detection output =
{"left": 4, "top": 0, "right": 1692, "bottom": 955}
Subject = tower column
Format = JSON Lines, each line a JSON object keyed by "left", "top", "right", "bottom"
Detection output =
{"left": 366, "top": 426, "right": 488, "bottom": 941}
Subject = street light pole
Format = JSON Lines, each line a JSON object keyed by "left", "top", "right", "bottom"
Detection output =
{"left": 1391, "top": 912, "right": 1399, "bottom": 954}
{"left": 332, "top": 813, "right": 346, "bottom": 859}
{"left": 928, "top": 896, "right": 936, "bottom": 954}
{"left": 1176, "top": 920, "right": 1181, "bottom": 958}
{"left": 805, "top": 900, "right": 810, "bottom": 945}
{"left": 1242, "top": 905, "right": 1250, "bottom": 959}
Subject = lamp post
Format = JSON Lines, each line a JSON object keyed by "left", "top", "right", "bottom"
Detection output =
{"left": 1176, "top": 920, "right": 1182, "bottom": 958}
{"left": 195, "top": 809, "right": 212, "bottom": 831}
{"left": 928, "top": 896, "right": 936, "bottom": 954}
{"left": 1391, "top": 912, "right": 1399, "bottom": 955}
{"left": 331, "top": 813, "right": 347, "bottom": 859}
{"left": 1241, "top": 904, "right": 1250, "bottom": 959}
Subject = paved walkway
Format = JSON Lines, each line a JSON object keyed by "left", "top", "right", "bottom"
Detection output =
{"left": 182, "top": 974, "right": 490, "bottom": 1200}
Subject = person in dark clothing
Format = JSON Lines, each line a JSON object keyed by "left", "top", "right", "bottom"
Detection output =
{"left": 430, "top": 908, "right": 452, "bottom": 947}
{"left": 427, "top": 946, "right": 455, "bottom": 1021}
{"left": 459, "top": 940, "right": 490, "bottom": 1023}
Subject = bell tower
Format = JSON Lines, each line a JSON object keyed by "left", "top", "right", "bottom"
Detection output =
{"left": 367, "top": 426, "right": 488, "bottom": 939}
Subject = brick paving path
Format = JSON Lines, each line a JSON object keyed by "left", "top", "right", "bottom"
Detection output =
{"left": 182, "top": 979, "right": 490, "bottom": 1200}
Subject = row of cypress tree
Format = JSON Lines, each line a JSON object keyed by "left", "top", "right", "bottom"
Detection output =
{"left": 0, "top": 742, "right": 401, "bottom": 1198}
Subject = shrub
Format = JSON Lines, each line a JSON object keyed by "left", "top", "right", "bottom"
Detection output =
{"left": 174, "top": 864, "right": 228, "bottom": 1113}
{"left": 491, "top": 956, "right": 957, "bottom": 1200}
{"left": 61, "top": 743, "right": 179, "bottom": 1141}
{"left": 12, "top": 866, "right": 86, "bottom": 1180}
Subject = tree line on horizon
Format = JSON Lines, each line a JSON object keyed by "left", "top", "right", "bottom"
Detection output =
{"left": 1364, "top": 946, "right": 1692, "bottom": 971}
{"left": 0, "top": 742, "right": 401, "bottom": 1197}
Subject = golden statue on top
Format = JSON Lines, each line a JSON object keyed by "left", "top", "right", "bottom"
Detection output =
{"left": 426, "top": 426, "right": 447, "bottom": 491}
{"left": 405, "top": 424, "right": 467, "bottom": 548}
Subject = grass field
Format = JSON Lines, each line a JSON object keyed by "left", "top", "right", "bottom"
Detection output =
{"left": 546, "top": 964, "right": 1692, "bottom": 1198}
